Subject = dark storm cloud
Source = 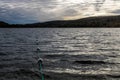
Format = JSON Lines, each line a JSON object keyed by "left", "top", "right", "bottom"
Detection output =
{"left": 63, "top": 9, "right": 78, "bottom": 16}
{"left": 93, "top": 0, "right": 106, "bottom": 11}
{"left": 0, "top": 0, "right": 60, "bottom": 24}
{"left": 0, "top": 7, "right": 40, "bottom": 24}
{"left": 111, "top": 9, "right": 120, "bottom": 14}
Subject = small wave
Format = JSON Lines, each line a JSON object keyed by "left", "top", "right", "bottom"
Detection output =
{"left": 13, "top": 69, "right": 40, "bottom": 76}
{"left": 44, "top": 54, "right": 65, "bottom": 58}
{"left": 44, "top": 69, "right": 118, "bottom": 80}
{"left": 39, "top": 50, "right": 82, "bottom": 53}
{"left": 98, "top": 48, "right": 120, "bottom": 51}
{"left": 0, "top": 69, "right": 41, "bottom": 79}
{"left": 73, "top": 60, "right": 107, "bottom": 64}
{"left": 108, "top": 75, "right": 120, "bottom": 78}
{"left": 0, "top": 52, "right": 7, "bottom": 56}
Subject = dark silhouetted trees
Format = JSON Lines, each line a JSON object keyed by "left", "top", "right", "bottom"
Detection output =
{"left": 0, "top": 15, "right": 120, "bottom": 28}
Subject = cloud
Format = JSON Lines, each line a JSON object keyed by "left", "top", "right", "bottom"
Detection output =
{"left": 0, "top": 0, "right": 120, "bottom": 24}
{"left": 0, "top": 0, "right": 60, "bottom": 24}
{"left": 111, "top": 9, "right": 120, "bottom": 14}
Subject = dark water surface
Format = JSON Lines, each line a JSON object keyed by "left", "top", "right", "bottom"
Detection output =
{"left": 0, "top": 28, "right": 120, "bottom": 80}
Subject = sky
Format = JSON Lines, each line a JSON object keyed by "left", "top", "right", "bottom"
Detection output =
{"left": 0, "top": 0, "right": 120, "bottom": 24}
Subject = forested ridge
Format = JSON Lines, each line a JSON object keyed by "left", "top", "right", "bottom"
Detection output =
{"left": 0, "top": 15, "right": 120, "bottom": 27}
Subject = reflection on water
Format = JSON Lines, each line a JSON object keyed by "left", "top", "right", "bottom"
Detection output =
{"left": 0, "top": 28, "right": 120, "bottom": 80}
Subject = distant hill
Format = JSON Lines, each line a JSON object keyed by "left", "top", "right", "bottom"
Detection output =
{"left": 0, "top": 21, "right": 9, "bottom": 27}
{"left": 0, "top": 15, "right": 120, "bottom": 27}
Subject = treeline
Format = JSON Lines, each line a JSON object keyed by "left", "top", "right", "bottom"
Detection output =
{"left": 0, "top": 15, "right": 120, "bottom": 28}
{"left": 0, "top": 22, "right": 9, "bottom": 27}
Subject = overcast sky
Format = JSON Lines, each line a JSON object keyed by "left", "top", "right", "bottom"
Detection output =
{"left": 0, "top": 0, "right": 120, "bottom": 24}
